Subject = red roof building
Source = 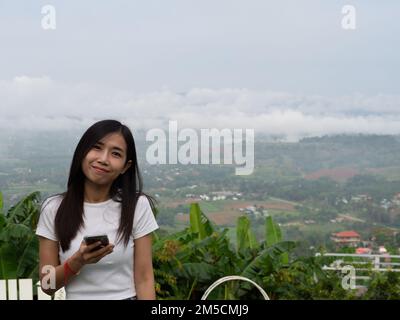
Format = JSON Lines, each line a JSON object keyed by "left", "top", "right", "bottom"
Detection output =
{"left": 331, "top": 231, "right": 361, "bottom": 247}
{"left": 356, "top": 247, "right": 372, "bottom": 254}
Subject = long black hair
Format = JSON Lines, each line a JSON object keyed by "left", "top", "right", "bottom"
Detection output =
{"left": 49, "top": 119, "right": 154, "bottom": 252}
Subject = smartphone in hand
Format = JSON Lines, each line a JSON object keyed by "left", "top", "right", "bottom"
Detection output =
{"left": 84, "top": 235, "right": 109, "bottom": 251}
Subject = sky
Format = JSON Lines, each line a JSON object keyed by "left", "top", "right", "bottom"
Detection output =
{"left": 0, "top": 0, "right": 399, "bottom": 139}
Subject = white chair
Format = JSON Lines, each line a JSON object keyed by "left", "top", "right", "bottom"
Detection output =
{"left": 0, "top": 279, "right": 34, "bottom": 300}
{"left": 201, "top": 275, "right": 270, "bottom": 300}
{"left": 0, "top": 278, "right": 65, "bottom": 300}
{"left": 36, "top": 281, "right": 66, "bottom": 300}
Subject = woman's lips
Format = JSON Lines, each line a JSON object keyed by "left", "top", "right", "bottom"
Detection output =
{"left": 92, "top": 165, "right": 109, "bottom": 174}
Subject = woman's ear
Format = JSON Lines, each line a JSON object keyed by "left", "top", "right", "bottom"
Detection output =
{"left": 121, "top": 160, "right": 132, "bottom": 175}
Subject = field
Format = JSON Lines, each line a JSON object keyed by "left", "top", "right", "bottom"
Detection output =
{"left": 366, "top": 166, "right": 400, "bottom": 181}
{"left": 304, "top": 167, "right": 359, "bottom": 182}
{"left": 174, "top": 198, "right": 300, "bottom": 226}
{"left": 2, "top": 181, "right": 63, "bottom": 209}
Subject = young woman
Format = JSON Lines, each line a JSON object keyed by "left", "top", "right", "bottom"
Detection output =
{"left": 36, "top": 120, "right": 159, "bottom": 300}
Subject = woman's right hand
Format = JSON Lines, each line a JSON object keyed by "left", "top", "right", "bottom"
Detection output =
{"left": 69, "top": 241, "right": 115, "bottom": 272}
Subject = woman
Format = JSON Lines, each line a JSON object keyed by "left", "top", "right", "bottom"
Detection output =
{"left": 36, "top": 119, "right": 159, "bottom": 300}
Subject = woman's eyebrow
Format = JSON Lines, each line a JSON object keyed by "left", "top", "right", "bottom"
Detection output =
{"left": 97, "top": 141, "right": 125, "bottom": 153}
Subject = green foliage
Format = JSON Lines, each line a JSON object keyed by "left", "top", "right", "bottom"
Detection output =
{"left": 154, "top": 203, "right": 299, "bottom": 300}
{"left": 363, "top": 272, "right": 400, "bottom": 299}
{"left": 2, "top": 192, "right": 399, "bottom": 300}
{"left": 0, "top": 191, "right": 41, "bottom": 281}
{"left": 0, "top": 192, "right": 3, "bottom": 213}
{"left": 265, "top": 215, "right": 289, "bottom": 264}
{"left": 265, "top": 215, "right": 280, "bottom": 246}
{"left": 236, "top": 216, "right": 259, "bottom": 252}
{"left": 153, "top": 207, "right": 238, "bottom": 299}
{"left": 262, "top": 256, "right": 357, "bottom": 300}
{"left": 189, "top": 203, "right": 213, "bottom": 240}
{"left": 153, "top": 201, "right": 400, "bottom": 300}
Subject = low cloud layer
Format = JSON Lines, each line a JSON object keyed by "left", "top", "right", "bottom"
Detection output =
{"left": 1, "top": 76, "right": 400, "bottom": 140}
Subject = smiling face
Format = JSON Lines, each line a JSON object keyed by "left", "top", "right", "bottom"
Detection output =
{"left": 81, "top": 132, "right": 132, "bottom": 187}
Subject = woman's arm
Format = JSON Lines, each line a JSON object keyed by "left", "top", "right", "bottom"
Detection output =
{"left": 134, "top": 234, "right": 156, "bottom": 300}
{"left": 38, "top": 236, "right": 115, "bottom": 296}
{"left": 38, "top": 236, "right": 66, "bottom": 296}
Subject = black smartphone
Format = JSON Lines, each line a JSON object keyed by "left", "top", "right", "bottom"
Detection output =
{"left": 84, "top": 235, "right": 109, "bottom": 251}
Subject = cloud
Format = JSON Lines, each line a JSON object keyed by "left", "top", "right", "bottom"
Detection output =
{"left": 1, "top": 76, "right": 400, "bottom": 140}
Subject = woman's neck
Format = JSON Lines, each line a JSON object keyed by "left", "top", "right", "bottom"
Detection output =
{"left": 84, "top": 180, "right": 111, "bottom": 203}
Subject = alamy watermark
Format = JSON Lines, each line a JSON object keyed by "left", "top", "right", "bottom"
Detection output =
{"left": 146, "top": 121, "right": 254, "bottom": 175}
{"left": 342, "top": 5, "right": 356, "bottom": 30}
{"left": 41, "top": 5, "right": 56, "bottom": 30}
{"left": 41, "top": 265, "right": 56, "bottom": 290}
{"left": 341, "top": 265, "right": 356, "bottom": 290}
{"left": 39, "top": 5, "right": 356, "bottom": 31}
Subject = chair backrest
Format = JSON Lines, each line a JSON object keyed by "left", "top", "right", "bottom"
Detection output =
{"left": 201, "top": 275, "right": 270, "bottom": 300}
{"left": 0, "top": 278, "right": 65, "bottom": 300}
{"left": 0, "top": 279, "right": 33, "bottom": 300}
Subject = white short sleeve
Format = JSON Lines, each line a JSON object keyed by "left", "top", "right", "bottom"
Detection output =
{"left": 35, "top": 195, "right": 62, "bottom": 241}
{"left": 132, "top": 196, "right": 159, "bottom": 240}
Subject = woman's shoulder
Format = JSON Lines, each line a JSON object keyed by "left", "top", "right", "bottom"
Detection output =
{"left": 137, "top": 194, "right": 149, "bottom": 204}
{"left": 133, "top": 194, "right": 156, "bottom": 216}
{"left": 136, "top": 194, "right": 155, "bottom": 208}
{"left": 40, "top": 193, "right": 64, "bottom": 212}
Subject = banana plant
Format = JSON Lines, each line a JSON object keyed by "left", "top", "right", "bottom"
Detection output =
{"left": 153, "top": 202, "right": 238, "bottom": 299}
{"left": 189, "top": 202, "right": 215, "bottom": 240}
{"left": 236, "top": 216, "right": 259, "bottom": 252}
{"left": 153, "top": 203, "right": 296, "bottom": 300}
{"left": 0, "top": 191, "right": 41, "bottom": 281}
{"left": 0, "top": 191, "right": 4, "bottom": 232}
{"left": 265, "top": 215, "right": 289, "bottom": 264}
{"left": 229, "top": 215, "right": 295, "bottom": 299}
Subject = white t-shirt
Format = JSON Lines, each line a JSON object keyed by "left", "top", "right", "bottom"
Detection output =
{"left": 36, "top": 194, "right": 159, "bottom": 300}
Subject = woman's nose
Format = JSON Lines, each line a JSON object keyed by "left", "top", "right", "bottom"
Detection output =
{"left": 98, "top": 150, "right": 110, "bottom": 163}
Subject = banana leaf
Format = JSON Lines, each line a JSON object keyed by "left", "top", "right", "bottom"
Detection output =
{"left": 265, "top": 215, "right": 281, "bottom": 246}
{"left": 236, "top": 216, "right": 259, "bottom": 252}
{"left": 0, "top": 191, "right": 3, "bottom": 213}
{"left": 241, "top": 241, "right": 296, "bottom": 280}
{"left": 189, "top": 203, "right": 214, "bottom": 240}
{"left": 0, "top": 243, "right": 19, "bottom": 279}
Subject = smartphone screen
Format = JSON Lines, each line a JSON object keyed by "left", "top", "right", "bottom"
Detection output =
{"left": 84, "top": 235, "right": 109, "bottom": 250}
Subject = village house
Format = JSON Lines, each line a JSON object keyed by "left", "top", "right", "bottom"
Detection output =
{"left": 356, "top": 247, "right": 372, "bottom": 254}
{"left": 211, "top": 191, "right": 235, "bottom": 197}
{"left": 331, "top": 230, "right": 361, "bottom": 247}
{"left": 380, "top": 198, "right": 391, "bottom": 210}
{"left": 351, "top": 194, "right": 373, "bottom": 203}
{"left": 392, "top": 193, "right": 400, "bottom": 206}
{"left": 212, "top": 195, "right": 226, "bottom": 201}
